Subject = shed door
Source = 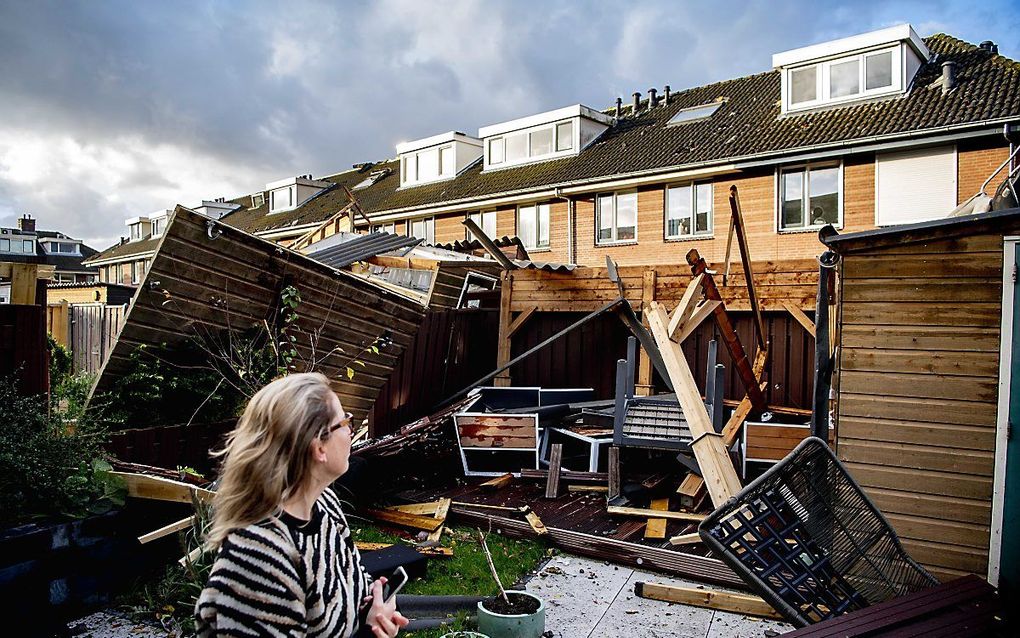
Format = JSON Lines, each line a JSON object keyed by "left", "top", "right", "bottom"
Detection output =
{"left": 1000, "top": 243, "right": 1020, "bottom": 604}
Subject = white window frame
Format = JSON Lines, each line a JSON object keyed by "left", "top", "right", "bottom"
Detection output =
{"left": 467, "top": 210, "right": 497, "bottom": 241}
{"left": 595, "top": 191, "right": 639, "bottom": 245}
{"left": 22, "top": 239, "right": 34, "bottom": 253}
{"left": 129, "top": 224, "right": 142, "bottom": 241}
{"left": 485, "top": 119, "right": 576, "bottom": 170}
{"left": 784, "top": 45, "right": 901, "bottom": 112}
{"left": 401, "top": 144, "right": 456, "bottom": 187}
{"left": 665, "top": 182, "right": 714, "bottom": 240}
{"left": 0, "top": 238, "right": 9, "bottom": 251}
{"left": 151, "top": 218, "right": 166, "bottom": 238}
{"left": 457, "top": 271, "right": 499, "bottom": 309}
{"left": 270, "top": 186, "right": 294, "bottom": 213}
{"left": 370, "top": 223, "right": 396, "bottom": 234}
{"left": 410, "top": 217, "right": 435, "bottom": 245}
{"left": 776, "top": 161, "right": 843, "bottom": 233}
{"left": 516, "top": 203, "right": 550, "bottom": 251}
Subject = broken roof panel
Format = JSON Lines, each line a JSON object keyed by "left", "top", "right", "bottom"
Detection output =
{"left": 306, "top": 231, "right": 420, "bottom": 269}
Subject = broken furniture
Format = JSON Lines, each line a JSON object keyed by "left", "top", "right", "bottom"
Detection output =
{"left": 741, "top": 419, "right": 834, "bottom": 478}
{"left": 699, "top": 436, "right": 938, "bottom": 627}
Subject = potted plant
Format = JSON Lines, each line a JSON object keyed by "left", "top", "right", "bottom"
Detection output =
{"left": 474, "top": 529, "right": 545, "bottom": 638}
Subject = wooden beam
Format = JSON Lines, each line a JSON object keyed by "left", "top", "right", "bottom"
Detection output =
{"left": 545, "top": 443, "right": 564, "bottom": 499}
{"left": 667, "top": 273, "right": 704, "bottom": 339}
{"left": 11, "top": 263, "right": 39, "bottom": 305}
{"left": 636, "top": 270, "right": 657, "bottom": 395}
{"left": 668, "top": 532, "right": 702, "bottom": 546}
{"left": 480, "top": 473, "right": 514, "bottom": 490}
{"left": 524, "top": 510, "right": 549, "bottom": 535}
{"left": 138, "top": 516, "right": 195, "bottom": 545}
{"left": 495, "top": 270, "right": 513, "bottom": 386}
{"left": 506, "top": 306, "right": 537, "bottom": 338}
{"left": 608, "top": 446, "right": 621, "bottom": 500}
{"left": 111, "top": 471, "right": 214, "bottom": 504}
{"left": 644, "top": 498, "right": 670, "bottom": 540}
{"left": 677, "top": 474, "right": 706, "bottom": 511}
{"left": 387, "top": 501, "right": 443, "bottom": 516}
{"left": 646, "top": 302, "right": 743, "bottom": 508}
{"left": 607, "top": 505, "right": 706, "bottom": 523}
{"left": 364, "top": 508, "right": 444, "bottom": 532}
{"left": 427, "top": 497, "right": 452, "bottom": 543}
{"left": 568, "top": 485, "right": 609, "bottom": 493}
{"left": 729, "top": 186, "right": 767, "bottom": 352}
{"left": 634, "top": 582, "right": 783, "bottom": 620}
{"left": 783, "top": 302, "right": 816, "bottom": 338}
{"left": 674, "top": 300, "right": 721, "bottom": 344}
{"left": 366, "top": 254, "right": 442, "bottom": 271}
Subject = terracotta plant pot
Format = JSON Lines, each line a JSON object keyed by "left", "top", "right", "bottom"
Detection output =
{"left": 476, "top": 591, "right": 545, "bottom": 638}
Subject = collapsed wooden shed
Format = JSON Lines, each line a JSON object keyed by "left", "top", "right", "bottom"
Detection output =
{"left": 822, "top": 208, "right": 1020, "bottom": 587}
{"left": 91, "top": 206, "right": 426, "bottom": 426}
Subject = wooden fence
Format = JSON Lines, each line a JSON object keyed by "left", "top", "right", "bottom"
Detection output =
{"left": 47, "top": 302, "right": 127, "bottom": 375}
{"left": 0, "top": 304, "right": 48, "bottom": 396}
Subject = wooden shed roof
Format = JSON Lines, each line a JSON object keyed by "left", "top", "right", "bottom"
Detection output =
{"left": 821, "top": 207, "right": 1020, "bottom": 253}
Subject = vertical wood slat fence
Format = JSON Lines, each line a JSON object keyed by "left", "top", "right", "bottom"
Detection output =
{"left": 0, "top": 304, "right": 48, "bottom": 396}
{"left": 47, "top": 303, "right": 127, "bottom": 375}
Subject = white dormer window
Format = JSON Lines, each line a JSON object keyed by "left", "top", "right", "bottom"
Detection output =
{"left": 775, "top": 24, "right": 929, "bottom": 114}
{"left": 151, "top": 217, "right": 166, "bottom": 238}
{"left": 480, "top": 105, "right": 612, "bottom": 171}
{"left": 266, "top": 176, "right": 330, "bottom": 214}
{"left": 397, "top": 132, "right": 482, "bottom": 188}
{"left": 130, "top": 224, "right": 142, "bottom": 241}
{"left": 270, "top": 186, "right": 293, "bottom": 212}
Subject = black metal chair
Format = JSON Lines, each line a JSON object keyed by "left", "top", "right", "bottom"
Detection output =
{"left": 698, "top": 436, "right": 939, "bottom": 627}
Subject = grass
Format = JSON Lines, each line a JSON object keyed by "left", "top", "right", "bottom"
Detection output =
{"left": 120, "top": 520, "right": 548, "bottom": 637}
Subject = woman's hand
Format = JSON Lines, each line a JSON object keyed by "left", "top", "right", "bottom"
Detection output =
{"left": 364, "top": 577, "right": 409, "bottom": 638}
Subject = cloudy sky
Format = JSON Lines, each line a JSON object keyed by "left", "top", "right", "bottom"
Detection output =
{"left": 1, "top": 0, "right": 1017, "bottom": 250}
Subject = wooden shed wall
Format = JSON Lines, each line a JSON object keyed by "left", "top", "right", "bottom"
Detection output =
{"left": 92, "top": 207, "right": 426, "bottom": 426}
{"left": 835, "top": 229, "right": 1017, "bottom": 582}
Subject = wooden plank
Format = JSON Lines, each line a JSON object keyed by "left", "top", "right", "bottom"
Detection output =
{"left": 637, "top": 269, "right": 657, "bottom": 394}
{"left": 782, "top": 302, "right": 815, "bottom": 337}
{"left": 841, "top": 302, "right": 1001, "bottom": 327}
{"left": 644, "top": 498, "right": 670, "bottom": 540}
{"left": 844, "top": 463, "right": 992, "bottom": 500}
{"left": 479, "top": 473, "right": 514, "bottom": 490}
{"left": 677, "top": 474, "right": 706, "bottom": 511}
{"left": 387, "top": 501, "right": 443, "bottom": 515}
{"left": 728, "top": 186, "right": 767, "bottom": 352}
{"left": 506, "top": 306, "right": 537, "bottom": 338}
{"left": 545, "top": 443, "right": 564, "bottom": 499}
{"left": 608, "top": 446, "right": 621, "bottom": 500}
{"left": 634, "top": 582, "right": 782, "bottom": 620}
{"left": 110, "top": 471, "right": 214, "bottom": 504}
{"left": 841, "top": 348, "right": 998, "bottom": 378}
{"left": 839, "top": 439, "right": 993, "bottom": 476}
{"left": 838, "top": 417, "right": 995, "bottom": 452}
{"left": 674, "top": 300, "right": 721, "bottom": 344}
{"left": 457, "top": 415, "right": 537, "bottom": 449}
{"left": 842, "top": 279, "right": 1002, "bottom": 303}
{"left": 646, "top": 301, "right": 743, "bottom": 507}
{"left": 668, "top": 532, "right": 702, "bottom": 546}
{"left": 427, "top": 497, "right": 452, "bottom": 543}
{"left": 866, "top": 487, "right": 990, "bottom": 525}
{"left": 840, "top": 324, "right": 1000, "bottom": 352}
{"left": 607, "top": 505, "right": 706, "bottom": 522}
{"left": 667, "top": 273, "right": 704, "bottom": 338}
{"left": 495, "top": 270, "right": 513, "bottom": 386}
{"left": 11, "top": 263, "right": 39, "bottom": 305}
{"left": 839, "top": 370, "right": 998, "bottom": 402}
{"left": 138, "top": 515, "right": 195, "bottom": 544}
{"left": 842, "top": 253, "right": 1002, "bottom": 279}
{"left": 524, "top": 510, "right": 549, "bottom": 535}
{"left": 364, "top": 508, "right": 444, "bottom": 532}
{"left": 568, "top": 485, "right": 609, "bottom": 493}
{"left": 839, "top": 393, "right": 996, "bottom": 427}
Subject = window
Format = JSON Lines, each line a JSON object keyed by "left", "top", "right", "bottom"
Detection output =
{"left": 517, "top": 204, "right": 550, "bottom": 250}
{"left": 440, "top": 146, "right": 455, "bottom": 176}
{"left": 779, "top": 163, "right": 841, "bottom": 230}
{"left": 829, "top": 58, "right": 860, "bottom": 98}
{"left": 370, "top": 223, "right": 396, "bottom": 234}
{"left": 251, "top": 192, "right": 265, "bottom": 208}
{"left": 790, "top": 66, "right": 817, "bottom": 105}
{"left": 23, "top": 240, "right": 34, "bottom": 253}
{"left": 130, "top": 224, "right": 142, "bottom": 241}
{"left": 417, "top": 148, "right": 439, "bottom": 182}
{"left": 530, "top": 127, "right": 553, "bottom": 156}
{"left": 0, "top": 238, "right": 8, "bottom": 251}
{"left": 665, "top": 183, "right": 713, "bottom": 238}
{"left": 401, "top": 145, "right": 455, "bottom": 186}
{"left": 270, "top": 187, "right": 293, "bottom": 212}
{"left": 489, "top": 138, "right": 505, "bottom": 165}
{"left": 667, "top": 102, "right": 723, "bottom": 126}
{"left": 596, "top": 191, "right": 637, "bottom": 244}
{"left": 410, "top": 217, "right": 435, "bottom": 244}
{"left": 866, "top": 51, "right": 893, "bottom": 90}
{"left": 151, "top": 218, "right": 165, "bottom": 238}
{"left": 556, "top": 122, "right": 573, "bottom": 151}
{"left": 505, "top": 133, "right": 527, "bottom": 162}
{"left": 467, "top": 211, "right": 497, "bottom": 241}
{"left": 785, "top": 46, "right": 899, "bottom": 111}
{"left": 457, "top": 272, "right": 499, "bottom": 309}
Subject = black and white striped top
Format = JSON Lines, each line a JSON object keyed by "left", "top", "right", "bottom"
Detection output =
{"left": 195, "top": 488, "right": 372, "bottom": 637}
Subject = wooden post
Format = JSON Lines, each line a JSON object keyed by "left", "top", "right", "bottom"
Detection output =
{"left": 636, "top": 270, "right": 656, "bottom": 395}
{"left": 495, "top": 270, "right": 513, "bottom": 386}
{"left": 729, "top": 186, "right": 767, "bottom": 352}
{"left": 608, "top": 446, "right": 621, "bottom": 500}
{"left": 644, "top": 498, "right": 669, "bottom": 540}
{"left": 545, "top": 443, "right": 564, "bottom": 499}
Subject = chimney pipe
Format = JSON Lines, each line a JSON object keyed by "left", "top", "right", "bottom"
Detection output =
{"left": 980, "top": 40, "right": 998, "bottom": 54}
{"left": 648, "top": 88, "right": 658, "bottom": 108}
{"left": 941, "top": 61, "right": 957, "bottom": 94}
{"left": 615, "top": 97, "right": 623, "bottom": 117}
{"left": 664, "top": 85, "right": 671, "bottom": 105}
{"left": 632, "top": 91, "right": 641, "bottom": 114}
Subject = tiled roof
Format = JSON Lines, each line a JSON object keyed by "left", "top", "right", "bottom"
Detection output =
{"left": 2, "top": 230, "right": 99, "bottom": 272}
{"left": 85, "top": 236, "right": 160, "bottom": 263}
{"left": 222, "top": 34, "right": 1020, "bottom": 234}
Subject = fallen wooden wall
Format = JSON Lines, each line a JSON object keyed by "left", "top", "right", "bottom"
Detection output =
{"left": 91, "top": 206, "right": 426, "bottom": 427}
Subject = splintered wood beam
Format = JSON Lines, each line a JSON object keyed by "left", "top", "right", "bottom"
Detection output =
{"left": 506, "top": 307, "right": 537, "bottom": 338}
{"left": 138, "top": 516, "right": 195, "bottom": 545}
{"left": 568, "top": 485, "right": 609, "bottom": 493}
{"left": 608, "top": 446, "right": 621, "bottom": 500}
{"left": 677, "top": 474, "right": 706, "bottom": 511}
{"left": 687, "top": 249, "right": 767, "bottom": 411}
{"left": 364, "top": 508, "right": 444, "bottom": 532}
{"left": 427, "top": 497, "right": 452, "bottom": 543}
{"left": 545, "top": 444, "right": 564, "bottom": 499}
{"left": 646, "top": 302, "right": 743, "bottom": 507}
{"left": 667, "top": 273, "right": 705, "bottom": 338}
{"left": 386, "top": 502, "right": 443, "bottom": 515}
{"left": 674, "top": 300, "right": 722, "bottom": 344}
{"left": 111, "top": 471, "right": 215, "bottom": 505}
{"left": 721, "top": 389, "right": 761, "bottom": 449}
{"left": 480, "top": 473, "right": 514, "bottom": 490}
{"left": 644, "top": 498, "right": 670, "bottom": 540}
{"left": 495, "top": 271, "right": 513, "bottom": 387}
{"left": 525, "top": 511, "right": 549, "bottom": 535}
{"left": 729, "top": 186, "right": 767, "bottom": 351}
{"left": 635, "top": 582, "right": 783, "bottom": 619}
{"left": 356, "top": 542, "right": 393, "bottom": 551}
{"left": 668, "top": 532, "right": 702, "bottom": 546}
{"left": 607, "top": 505, "right": 706, "bottom": 522}
{"left": 783, "top": 302, "right": 816, "bottom": 338}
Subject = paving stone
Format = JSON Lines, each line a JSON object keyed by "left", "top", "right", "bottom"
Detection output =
{"left": 706, "top": 609, "right": 791, "bottom": 638}
{"left": 590, "top": 569, "right": 716, "bottom": 638}
{"left": 525, "top": 555, "right": 634, "bottom": 638}
{"left": 66, "top": 611, "right": 177, "bottom": 638}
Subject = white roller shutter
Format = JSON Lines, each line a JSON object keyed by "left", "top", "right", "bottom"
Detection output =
{"left": 875, "top": 145, "right": 957, "bottom": 226}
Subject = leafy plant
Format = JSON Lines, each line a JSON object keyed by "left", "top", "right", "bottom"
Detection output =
{"left": 47, "top": 334, "right": 72, "bottom": 387}
{"left": 0, "top": 376, "right": 124, "bottom": 527}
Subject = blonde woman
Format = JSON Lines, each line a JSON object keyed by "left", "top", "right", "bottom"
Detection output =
{"left": 195, "top": 373, "right": 409, "bottom": 637}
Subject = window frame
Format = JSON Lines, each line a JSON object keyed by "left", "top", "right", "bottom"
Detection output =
{"left": 0, "top": 238, "right": 9, "bottom": 251}
{"left": 370, "top": 223, "right": 396, "bottom": 235}
{"left": 784, "top": 45, "right": 901, "bottom": 112}
{"left": 776, "top": 161, "right": 843, "bottom": 233}
{"left": 516, "top": 203, "right": 550, "bottom": 251}
{"left": 595, "top": 190, "right": 639, "bottom": 245}
{"left": 484, "top": 119, "right": 576, "bottom": 170}
{"left": 466, "top": 210, "right": 497, "bottom": 241}
{"left": 22, "top": 239, "right": 34, "bottom": 253}
{"left": 664, "top": 182, "right": 714, "bottom": 240}
{"left": 410, "top": 217, "right": 435, "bottom": 245}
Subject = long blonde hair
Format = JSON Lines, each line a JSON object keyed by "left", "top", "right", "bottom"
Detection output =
{"left": 206, "top": 373, "right": 338, "bottom": 550}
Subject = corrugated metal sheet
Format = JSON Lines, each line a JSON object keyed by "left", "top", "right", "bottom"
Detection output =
{"left": 510, "top": 258, "right": 577, "bottom": 272}
{"left": 307, "top": 232, "right": 420, "bottom": 268}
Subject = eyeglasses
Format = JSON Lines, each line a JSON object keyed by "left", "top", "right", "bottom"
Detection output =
{"left": 324, "top": 411, "right": 355, "bottom": 437}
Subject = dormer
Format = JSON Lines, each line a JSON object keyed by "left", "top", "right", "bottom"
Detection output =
{"left": 149, "top": 209, "right": 173, "bottom": 238}
{"left": 194, "top": 199, "right": 241, "bottom": 220}
{"left": 266, "top": 175, "right": 331, "bottom": 214}
{"left": 480, "top": 104, "right": 613, "bottom": 171}
{"left": 396, "top": 132, "right": 482, "bottom": 188}
{"left": 125, "top": 215, "right": 152, "bottom": 242}
{"left": 774, "top": 24, "right": 930, "bottom": 114}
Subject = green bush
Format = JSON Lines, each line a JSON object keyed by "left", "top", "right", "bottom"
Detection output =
{"left": 47, "top": 334, "right": 72, "bottom": 387}
{"left": 0, "top": 377, "right": 124, "bottom": 527}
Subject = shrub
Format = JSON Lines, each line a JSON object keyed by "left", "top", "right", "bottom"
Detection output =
{"left": 48, "top": 334, "right": 72, "bottom": 387}
{"left": 0, "top": 377, "right": 124, "bottom": 527}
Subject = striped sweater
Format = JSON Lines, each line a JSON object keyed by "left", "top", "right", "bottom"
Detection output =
{"left": 195, "top": 488, "right": 372, "bottom": 637}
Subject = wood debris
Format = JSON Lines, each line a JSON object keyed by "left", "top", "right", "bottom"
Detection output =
{"left": 635, "top": 581, "right": 782, "bottom": 619}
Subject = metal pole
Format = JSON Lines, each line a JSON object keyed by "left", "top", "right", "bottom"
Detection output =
{"left": 811, "top": 252, "right": 837, "bottom": 441}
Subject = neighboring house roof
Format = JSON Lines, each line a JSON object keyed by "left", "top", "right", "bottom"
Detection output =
{"left": 306, "top": 232, "right": 420, "bottom": 269}
{"left": 85, "top": 236, "right": 160, "bottom": 264}
{"left": 221, "top": 34, "right": 1019, "bottom": 235}
{"left": 2, "top": 229, "right": 99, "bottom": 272}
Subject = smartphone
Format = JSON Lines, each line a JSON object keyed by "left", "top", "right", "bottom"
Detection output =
{"left": 380, "top": 566, "right": 408, "bottom": 602}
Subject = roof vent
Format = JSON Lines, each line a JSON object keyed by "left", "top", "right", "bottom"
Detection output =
{"left": 615, "top": 97, "right": 623, "bottom": 117}
{"left": 648, "top": 88, "right": 658, "bottom": 108}
{"left": 632, "top": 92, "right": 641, "bottom": 114}
{"left": 979, "top": 40, "right": 998, "bottom": 54}
{"left": 941, "top": 61, "right": 957, "bottom": 94}
{"left": 664, "top": 85, "right": 671, "bottom": 106}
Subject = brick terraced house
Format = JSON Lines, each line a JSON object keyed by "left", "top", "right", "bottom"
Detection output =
{"left": 217, "top": 25, "right": 1020, "bottom": 267}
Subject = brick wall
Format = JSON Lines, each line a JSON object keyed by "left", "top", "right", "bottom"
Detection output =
{"left": 958, "top": 138, "right": 1010, "bottom": 204}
